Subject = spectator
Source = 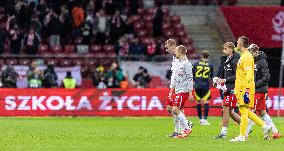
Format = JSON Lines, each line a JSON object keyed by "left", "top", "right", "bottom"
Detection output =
{"left": 30, "top": 14, "right": 43, "bottom": 35}
{"left": 63, "top": 71, "right": 76, "bottom": 89}
{"left": 93, "top": 66, "right": 107, "bottom": 89}
{"left": 133, "top": 66, "right": 151, "bottom": 88}
{"left": 59, "top": 4, "right": 72, "bottom": 44}
{"left": 92, "top": 9, "right": 110, "bottom": 44}
{"left": 122, "top": 17, "right": 134, "bottom": 37}
{"left": 115, "top": 36, "right": 129, "bottom": 55}
{"left": 153, "top": 2, "right": 163, "bottom": 37}
{"left": 37, "top": 0, "right": 49, "bottom": 23}
{"left": 27, "top": 61, "right": 44, "bottom": 88}
{"left": 8, "top": 24, "right": 22, "bottom": 54}
{"left": 129, "top": 38, "right": 145, "bottom": 55}
{"left": 105, "top": 62, "right": 124, "bottom": 88}
{"left": 0, "top": 28, "right": 5, "bottom": 54}
{"left": 110, "top": 10, "right": 124, "bottom": 43}
{"left": 129, "top": 0, "right": 139, "bottom": 15}
{"left": 72, "top": 3, "right": 85, "bottom": 28}
{"left": 104, "top": 0, "right": 116, "bottom": 15}
{"left": 24, "top": 26, "right": 41, "bottom": 55}
{"left": 1, "top": 65, "right": 18, "bottom": 88}
{"left": 45, "top": 10, "right": 62, "bottom": 47}
{"left": 43, "top": 64, "right": 58, "bottom": 88}
{"left": 146, "top": 38, "right": 157, "bottom": 56}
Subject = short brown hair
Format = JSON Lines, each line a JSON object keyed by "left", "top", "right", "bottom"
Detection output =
{"left": 177, "top": 45, "right": 187, "bottom": 55}
{"left": 239, "top": 36, "right": 249, "bottom": 48}
{"left": 223, "top": 42, "right": 235, "bottom": 50}
{"left": 202, "top": 50, "right": 210, "bottom": 59}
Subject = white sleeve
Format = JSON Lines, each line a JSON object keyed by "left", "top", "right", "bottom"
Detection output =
{"left": 170, "top": 73, "right": 176, "bottom": 88}
{"left": 184, "top": 62, "right": 193, "bottom": 91}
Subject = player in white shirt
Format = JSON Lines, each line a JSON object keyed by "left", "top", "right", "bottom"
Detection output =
{"left": 165, "top": 39, "right": 193, "bottom": 138}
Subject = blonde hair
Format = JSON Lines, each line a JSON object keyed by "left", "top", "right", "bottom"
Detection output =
{"left": 248, "top": 44, "right": 259, "bottom": 52}
{"left": 165, "top": 39, "right": 176, "bottom": 47}
{"left": 177, "top": 45, "right": 187, "bottom": 55}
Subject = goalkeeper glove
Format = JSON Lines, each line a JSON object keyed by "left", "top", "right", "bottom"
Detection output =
{"left": 243, "top": 92, "right": 250, "bottom": 104}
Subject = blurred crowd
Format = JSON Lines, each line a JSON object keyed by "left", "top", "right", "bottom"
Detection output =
{"left": 0, "top": 0, "right": 166, "bottom": 56}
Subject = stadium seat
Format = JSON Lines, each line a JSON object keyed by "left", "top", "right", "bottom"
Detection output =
{"left": 19, "top": 59, "right": 31, "bottom": 66}
{"left": 162, "top": 23, "right": 171, "bottom": 30}
{"left": 137, "top": 8, "right": 144, "bottom": 15}
{"left": 6, "top": 59, "right": 18, "bottom": 65}
{"left": 59, "top": 59, "right": 73, "bottom": 67}
{"left": 73, "top": 58, "right": 84, "bottom": 66}
{"left": 63, "top": 45, "right": 75, "bottom": 53}
{"left": 145, "top": 8, "right": 155, "bottom": 16}
{"left": 73, "top": 37, "right": 83, "bottom": 44}
{"left": 90, "top": 44, "right": 102, "bottom": 53}
{"left": 50, "top": 45, "right": 62, "bottom": 53}
{"left": 131, "top": 15, "right": 141, "bottom": 23}
{"left": 181, "top": 37, "right": 193, "bottom": 45}
{"left": 170, "top": 15, "right": 181, "bottom": 24}
{"left": 45, "top": 58, "right": 59, "bottom": 66}
{"left": 162, "top": 7, "right": 170, "bottom": 16}
{"left": 134, "top": 22, "right": 144, "bottom": 30}
{"left": 163, "top": 29, "right": 174, "bottom": 38}
{"left": 0, "top": 58, "right": 5, "bottom": 65}
{"left": 39, "top": 44, "right": 49, "bottom": 53}
{"left": 106, "top": 52, "right": 116, "bottom": 58}
{"left": 137, "top": 29, "right": 148, "bottom": 37}
{"left": 143, "top": 15, "right": 153, "bottom": 22}
{"left": 141, "top": 37, "right": 151, "bottom": 45}
{"left": 172, "top": 23, "right": 184, "bottom": 30}
{"left": 103, "top": 44, "right": 115, "bottom": 52}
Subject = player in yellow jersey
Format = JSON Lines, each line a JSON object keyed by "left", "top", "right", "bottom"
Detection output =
{"left": 229, "top": 36, "right": 272, "bottom": 142}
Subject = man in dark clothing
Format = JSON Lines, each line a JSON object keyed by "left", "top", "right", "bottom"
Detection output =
{"left": 133, "top": 66, "right": 152, "bottom": 88}
{"left": 1, "top": 65, "right": 18, "bottom": 88}
{"left": 213, "top": 42, "right": 241, "bottom": 139}
{"left": 153, "top": 3, "right": 163, "bottom": 37}
{"left": 0, "top": 28, "right": 5, "bottom": 54}
{"left": 247, "top": 44, "right": 281, "bottom": 139}
{"left": 192, "top": 50, "right": 214, "bottom": 125}
{"left": 43, "top": 64, "right": 58, "bottom": 88}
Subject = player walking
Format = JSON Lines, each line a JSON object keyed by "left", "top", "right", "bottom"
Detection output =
{"left": 193, "top": 51, "right": 213, "bottom": 125}
{"left": 246, "top": 44, "right": 281, "bottom": 139}
{"left": 165, "top": 39, "right": 193, "bottom": 137}
{"left": 213, "top": 42, "right": 241, "bottom": 139}
{"left": 229, "top": 36, "right": 271, "bottom": 142}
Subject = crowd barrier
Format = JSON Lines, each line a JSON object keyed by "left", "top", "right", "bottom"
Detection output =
{"left": 0, "top": 88, "right": 284, "bottom": 116}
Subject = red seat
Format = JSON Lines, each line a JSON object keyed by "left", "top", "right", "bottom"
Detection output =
{"left": 106, "top": 52, "right": 116, "bottom": 58}
{"left": 140, "top": 37, "right": 151, "bottom": 45}
{"left": 137, "top": 8, "right": 144, "bottom": 15}
{"left": 172, "top": 23, "right": 184, "bottom": 30}
{"left": 19, "top": 59, "right": 30, "bottom": 66}
{"left": 93, "top": 52, "right": 105, "bottom": 57}
{"left": 73, "top": 37, "right": 83, "bottom": 44}
{"left": 162, "top": 23, "right": 171, "bottom": 30}
{"left": 63, "top": 45, "right": 75, "bottom": 53}
{"left": 170, "top": 15, "right": 181, "bottom": 24}
{"left": 134, "top": 22, "right": 144, "bottom": 30}
{"left": 103, "top": 44, "right": 115, "bottom": 52}
{"left": 137, "top": 29, "right": 148, "bottom": 37}
{"left": 181, "top": 37, "right": 193, "bottom": 45}
{"left": 50, "top": 45, "right": 62, "bottom": 53}
{"left": 145, "top": 22, "right": 153, "bottom": 31}
{"left": 143, "top": 15, "right": 153, "bottom": 22}
{"left": 131, "top": 15, "right": 141, "bottom": 23}
{"left": 163, "top": 29, "right": 174, "bottom": 38}
{"left": 59, "top": 59, "right": 73, "bottom": 67}
{"left": 145, "top": 8, "right": 155, "bottom": 16}
{"left": 6, "top": 59, "right": 17, "bottom": 65}
{"left": 175, "top": 30, "right": 186, "bottom": 37}
{"left": 0, "top": 58, "right": 5, "bottom": 65}
{"left": 73, "top": 58, "right": 84, "bottom": 66}
{"left": 45, "top": 58, "right": 59, "bottom": 66}
{"left": 162, "top": 7, "right": 170, "bottom": 16}
{"left": 38, "top": 44, "right": 49, "bottom": 53}
{"left": 90, "top": 44, "right": 102, "bottom": 53}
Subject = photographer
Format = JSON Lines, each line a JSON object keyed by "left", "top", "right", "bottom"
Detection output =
{"left": 27, "top": 61, "right": 44, "bottom": 88}
{"left": 43, "top": 64, "right": 58, "bottom": 88}
{"left": 133, "top": 66, "right": 152, "bottom": 88}
{"left": 1, "top": 65, "right": 18, "bottom": 88}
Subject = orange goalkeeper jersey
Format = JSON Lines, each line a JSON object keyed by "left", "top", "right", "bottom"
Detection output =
{"left": 234, "top": 50, "right": 255, "bottom": 107}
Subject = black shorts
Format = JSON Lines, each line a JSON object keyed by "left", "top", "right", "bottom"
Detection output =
{"left": 194, "top": 88, "right": 211, "bottom": 101}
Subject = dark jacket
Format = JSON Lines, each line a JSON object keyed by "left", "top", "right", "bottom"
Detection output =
{"left": 254, "top": 51, "right": 270, "bottom": 93}
{"left": 1, "top": 66, "right": 18, "bottom": 88}
{"left": 220, "top": 51, "right": 240, "bottom": 92}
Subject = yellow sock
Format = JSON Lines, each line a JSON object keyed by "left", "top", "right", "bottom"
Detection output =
{"left": 248, "top": 110, "right": 265, "bottom": 127}
{"left": 239, "top": 106, "right": 248, "bottom": 136}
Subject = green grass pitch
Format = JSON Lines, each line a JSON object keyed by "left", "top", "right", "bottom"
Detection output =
{"left": 0, "top": 116, "right": 283, "bottom": 151}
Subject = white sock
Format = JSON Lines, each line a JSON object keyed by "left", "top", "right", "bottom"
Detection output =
{"left": 173, "top": 115, "right": 180, "bottom": 132}
{"left": 246, "top": 119, "right": 254, "bottom": 134}
{"left": 262, "top": 114, "right": 278, "bottom": 133}
{"left": 177, "top": 112, "right": 189, "bottom": 129}
{"left": 221, "top": 127, "right": 228, "bottom": 135}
